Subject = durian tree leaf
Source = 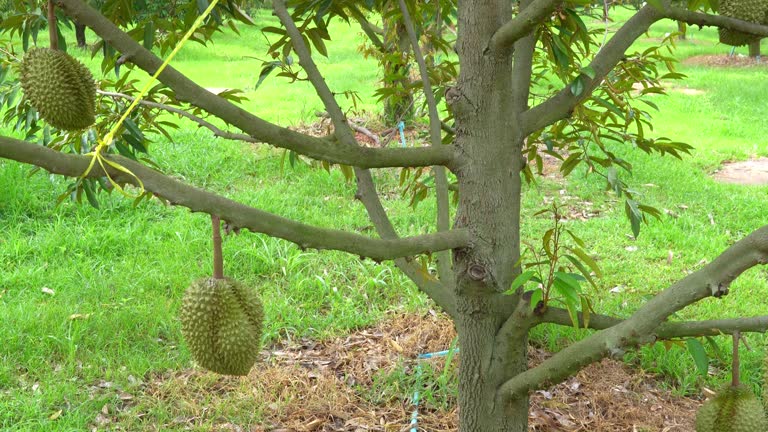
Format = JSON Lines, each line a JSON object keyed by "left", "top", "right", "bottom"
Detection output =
{"left": 685, "top": 338, "right": 709, "bottom": 376}
{"left": 143, "top": 21, "right": 155, "bottom": 50}
{"left": 56, "top": 24, "right": 67, "bottom": 52}
{"left": 82, "top": 179, "right": 100, "bottom": 209}
{"left": 507, "top": 270, "right": 538, "bottom": 294}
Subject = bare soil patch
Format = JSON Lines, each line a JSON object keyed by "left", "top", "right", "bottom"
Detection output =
{"left": 683, "top": 54, "right": 768, "bottom": 68}
{"left": 713, "top": 158, "right": 768, "bottom": 185}
{"left": 118, "top": 313, "right": 700, "bottom": 431}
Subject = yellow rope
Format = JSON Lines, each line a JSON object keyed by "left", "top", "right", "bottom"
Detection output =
{"left": 82, "top": 0, "right": 221, "bottom": 196}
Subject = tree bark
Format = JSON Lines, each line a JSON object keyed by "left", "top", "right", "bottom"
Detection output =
{"left": 75, "top": 23, "right": 87, "bottom": 47}
{"left": 749, "top": 39, "right": 761, "bottom": 58}
{"left": 452, "top": 1, "right": 527, "bottom": 430}
{"left": 455, "top": 312, "right": 528, "bottom": 431}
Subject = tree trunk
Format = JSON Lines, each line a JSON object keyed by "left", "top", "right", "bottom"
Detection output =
{"left": 75, "top": 23, "right": 87, "bottom": 47}
{"left": 451, "top": 1, "right": 528, "bottom": 430}
{"left": 455, "top": 310, "right": 529, "bottom": 431}
{"left": 749, "top": 39, "right": 761, "bottom": 58}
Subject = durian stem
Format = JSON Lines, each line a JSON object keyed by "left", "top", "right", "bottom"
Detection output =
{"left": 732, "top": 330, "right": 741, "bottom": 387}
{"left": 47, "top": 0, "right": 59, "bottom": 51}
{"left": 212, "top": 215, "right": 224, "bottom": 280}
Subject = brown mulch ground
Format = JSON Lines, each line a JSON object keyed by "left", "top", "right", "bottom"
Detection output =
{"left": 683, "top": 54, "right": 768, "bottom": 68}
{"left": 713, "top": 158, "right": 768, "bottom": 186}
{"left": 126, "top": 313, "right": 700, "bottom": 431}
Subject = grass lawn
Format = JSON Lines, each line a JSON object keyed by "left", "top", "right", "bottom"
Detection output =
{"left": 1, "top": 7, "right": 767, "bottom": 431}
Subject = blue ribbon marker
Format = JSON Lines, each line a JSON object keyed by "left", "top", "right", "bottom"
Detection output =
{"left": 398, "top": 121, "right": 407, "bottom": 147}
{"left": 410, "top": 347, "right": 460, "bottom": 431}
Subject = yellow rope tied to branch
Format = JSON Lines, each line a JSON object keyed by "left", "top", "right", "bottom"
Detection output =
{"left": 82, "top": 0, "right": 221, "bottom": 196}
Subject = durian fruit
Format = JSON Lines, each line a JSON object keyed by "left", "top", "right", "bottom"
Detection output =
{"left": 20, "top": 48, "right": 96, "bottom": 131}
{"left": 718, "top": 0, "right": 768, "bottom": 46}
{"left": 695, "top": 384, "right": 767, "bottom": 432}
{"left": 180, "top": 277, "right": 264, "bottom": 376}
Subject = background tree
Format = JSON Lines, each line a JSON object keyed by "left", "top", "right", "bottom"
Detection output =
{"left": 1, "top": 0, "right": 768, "bottom": 431}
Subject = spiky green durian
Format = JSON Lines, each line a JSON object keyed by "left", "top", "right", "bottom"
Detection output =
{"left": 20, "top": 48, "right": 96, "bottom": 131}
{"left": 695, "top": 385, "right": 767, "bottom": 432}
{"left": 718, "top": 0, "right": 768, "bottom": 46}
{"left": 180, "top": 277, "right": 264, "bottom": 376}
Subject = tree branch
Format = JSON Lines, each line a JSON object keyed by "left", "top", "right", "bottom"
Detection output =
{"left": 348, "top": 6, "right": 386, "bottom": 52}
{"left": 57, "top": 0, "right": 455, "bottom": 169}
{"left": 355, "top": 168, "right": 457, "bottom": 316}
{"left": 397, "top": 0, "right": 454, "bottom": 288}
{"left": 488, "top": 0, "right": 564, "bottom": 53}
{"left": 539, "top": 307, "right": 768, "bottom": 339}
{"left": 97, "top": 90, "right": 259, "bottom": 144}
{"left": 520, "top": 4, "right": 663, "bottom": 136}
{"left": 0, "top": 137, "right": 470, "bottom": 261}
{"left": 272, "top": 0, "right": 457, "bottom": 312}
{"left": 499, "top": 225, "right": 768, "bottom": 402}
{"left": 666, "top": 7, "right": 768, "bottom": 37}
{"left": 520, "top": 3, "right": 768, "bottom": 136}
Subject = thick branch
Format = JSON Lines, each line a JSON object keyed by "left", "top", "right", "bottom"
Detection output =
{"left": 355, "top": 169, "right": 457, "bottom": 316}
{"left": 348, "top": 6, "right": 386, "bottom": 52}
{"left": 520, "top": 4, "right": 768, "bottom": 136}
{"left": 0, "top": 137, "right": 470, "bottom": 261}
{"left": 270, "top": 1, "right": 456, "bottom": 311}
{"left": 540, "top": 307, "right": 768, "bottom": 339}
{"left": 520, "top": 4, "right": 663, "bottom": 136}
{"left": 397, "top": 0, "right": 454, "bottom": 287}
{"left": 273, "top": 0, "right": 350, "bottom": 139}
{"left": 57, "top": 0, "right": 454, "bottom": 169}
{"left": 499, "top": 226, "right": 768, "bottom": 401}
{"left": 488, "top": 0, "right": 564, "bottom": 52}
{"left": 666, "top": 7, "right": 768, "bottom": 37}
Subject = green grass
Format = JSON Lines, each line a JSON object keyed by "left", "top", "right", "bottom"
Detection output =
{"left": 2, "top": 7, "right": 768, "bottom": 430}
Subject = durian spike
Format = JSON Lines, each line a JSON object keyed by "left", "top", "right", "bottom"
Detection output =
{"left": 732, "top": 330, "right": 741, "bottom": 387}
{"left": 212, "top": 215, "right": 224, "bottom": 280}
{"left": 47, "top": 0, "right": 58, "bottom": 51}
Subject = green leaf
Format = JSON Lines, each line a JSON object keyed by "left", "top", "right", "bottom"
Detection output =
{"left": 564, "top": 298, "right": 580, "bottom": 328}
{"left": 646, "top": 0, "right": 665, "bottom": 10}
{"left": 579, "top": 66, "right": 596, "bottom": 79}
{"left": 625, "top": 199, "right": 643, "bottom": 238}
{"left": 528, "top": 288, "right": 543, "bottom": 310}
{"left": 143, "top": 21, "right": 155, "bottom": 50}
{"left": 685, "top": 338, "right": 709, "bottom": 376}
{"left": 306, "top": 28, "right": 329, "bottom": 57}
{"left": 565, "top": 229, "right": 586, "bottom": 248}
{"left": 554, "top": 271, "right": 582, "bottom": 294}
{"left": 567, "top": 246, "right": 602, "bottom": 278}
{"left": 82, "top": 180, "right": 100, "bottom": 209}
{"left": 509, "top": 270, "right": 537, "bottom": 293}
{"left": 580, "top": 296, "right": 591, "bottom": 328}
{"left": 564, "top": 255, "right": 597, "bottom": 289}
{"left": 570, "top": 75, "right": 585, "bottom": 97}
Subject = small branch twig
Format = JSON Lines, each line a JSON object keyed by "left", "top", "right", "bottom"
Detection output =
{"left": 48, "top": 0, "right": 59, "bottom": 50}
{"left": 349, "top": 6, "right": 386, "bottom": 52}
{"left": 488, "top": 0, "right": 564, "bottom": 53}
{"left": 398, "top": 0, "right": 455, "bottom": 288}
{"left": 97, "top": 90, "right": 259, "bottom": 144}
{"left": 212, "top": 215, "right": 224, "bottom": 279}
{"left": 732, "top": 331, "right": 740, "bottom": 387}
